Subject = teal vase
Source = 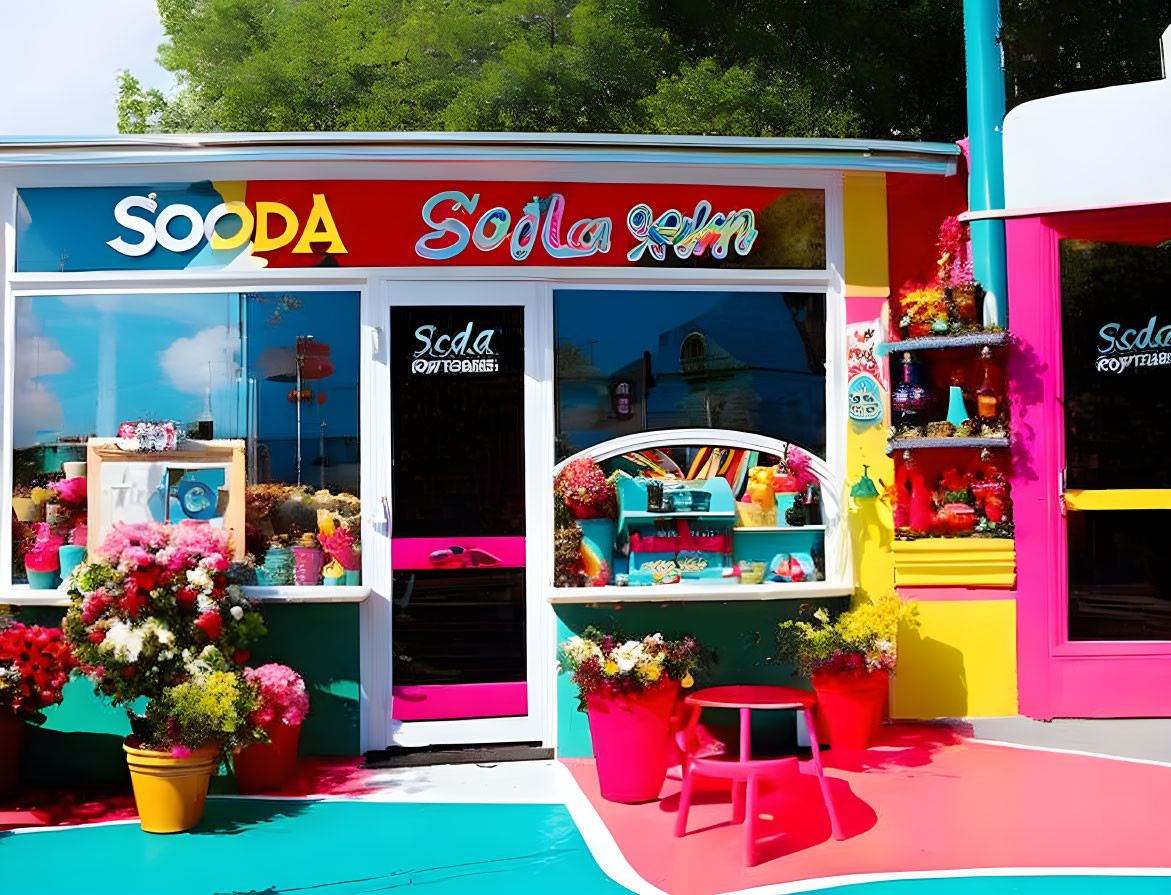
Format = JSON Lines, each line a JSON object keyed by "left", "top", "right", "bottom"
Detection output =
{"left": 946, "top": 386, "right": 968, "bottom": 427}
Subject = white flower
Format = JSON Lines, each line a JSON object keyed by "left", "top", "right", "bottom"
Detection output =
{"left": 813, "top": 608, "right": 830, "bottom": 624}
{"left": 230, "top": 605, "right": 244, "bottom": 621}
{"left": 562, "top": 636, "right": 602, "bottom": 666}
{"left": 103, "top": 621, "right": 145, "bottom": 663}
{"left": 187, "top": 567, "right": 213, "bottom": 590}
{"left": 613, "top": 640, "right": 644, "bottom": 673}
{"left": 154, "top": 625, "right": 175, "bottom": 646}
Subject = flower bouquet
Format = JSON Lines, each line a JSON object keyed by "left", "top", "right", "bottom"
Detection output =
{"left": 233, "top": 663, "right": 310, "bottom": 794}
{"left": 62, "top": 522, "right": 268, "bottom": 832}
{"left": 24, "top": 523, "right": 65, "bottom": 589}
{"left": 561, "top": 628, "right": 701, "bottom": 802}
{"left": 554, "top": 459, "right": 618, "bottom": 587}
{"left": 316, "top": 510, "right": 360, "bottom": 584}
{"left": 777, "top": 595, "right": 918, "bottom": 750}
{"left": 0, "top": 620, "right": 77, "bottom": 797}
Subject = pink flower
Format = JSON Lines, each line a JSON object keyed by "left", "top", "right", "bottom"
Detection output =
{"left": 170, "top": 746, "right": 191, "bottom": 758}
{"left": 245, "top": 663, "right": 309, "bottom": 726}
{"left": 50, "top": 476, "right": 88, "bottom": 507}
{"left": 201, "top": 553, "right": 230, "bottom": 572}
{"left": 121, "top": 545, "right": 153, "bottom": 568}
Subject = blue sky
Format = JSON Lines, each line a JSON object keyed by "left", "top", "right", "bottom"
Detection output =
{"left": 0, "top": 0, "right": 174, "bottom": 134}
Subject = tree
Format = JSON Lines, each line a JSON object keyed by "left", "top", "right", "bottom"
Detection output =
{"left": 118, "top": 0, "right": 1171, "bottom": 141}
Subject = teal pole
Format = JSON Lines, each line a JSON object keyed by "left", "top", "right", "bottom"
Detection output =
{"left": 963, "top": 0, "right": 1009, "bottom": 327}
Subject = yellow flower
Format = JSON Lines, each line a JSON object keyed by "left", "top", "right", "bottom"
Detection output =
{"left": 640, "top": 663, "right": 663, "bottom": 682}
{"left": 603, "top": 660, "right": 619, "bottom": 675}
{"left": 681, "top": 673, "right": 694, "bottom": 688}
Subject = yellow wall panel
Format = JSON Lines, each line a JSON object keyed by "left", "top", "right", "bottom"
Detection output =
{"left": 892, "top": 600, "right": 1019, "bottom": 719}
{"left": 843, "top": 172, "right": 890, "bottom": 298}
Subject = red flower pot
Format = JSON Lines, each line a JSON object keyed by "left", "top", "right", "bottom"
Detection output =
{"left": 233, "top": 721, "right": 302, "bottom": 794}
{"left": 0, "top": 713, "right": 25, "bottom": 800}
{"left": 586, "top": 680, "right": 679, "bottom": 803}
{"left": 811, "top": 669, "right": 889, "bottom": 751}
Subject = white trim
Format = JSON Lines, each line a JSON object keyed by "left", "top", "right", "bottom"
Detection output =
{"left": 0, "top": 584, "right": 371, "bottom": 608}
{"left": 548, "top": 582, "right": 854, "bottom": 604}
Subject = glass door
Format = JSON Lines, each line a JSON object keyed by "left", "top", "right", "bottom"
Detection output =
{"left": 385, "top": 283, "right": 548, "bottom": 743}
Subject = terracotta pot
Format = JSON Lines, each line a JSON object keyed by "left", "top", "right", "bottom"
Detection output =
{"left": 124, "top": 740, "right": 219, "bottom": 833}
{"left": 811, "top": 670, "right": 889, "bottom": 751}
{"left": 0, "top": 712, "right": 26, "bottom": 800}
{"left": 233, "top": 721, "right": 302, "bottom": 794}
{"left": 586, "top": 680, "right": 679, "bottom": 803}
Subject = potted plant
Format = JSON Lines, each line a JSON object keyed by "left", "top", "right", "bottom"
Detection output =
{"left": 63, "top": 522, "right": 268, "bottom": 832}
{"left": 0, "top": 619, "right": 77, "bottom": 798}
{"left": 554, "top": 459, "right": 618, "bottom": 586}
{"left": 777, "top": 594, "right": 918, "bottom": 750}
{"left": 24, "top": 523, "right": 64, "bottom": 589}
{"left": 233, "top": 663, "right": 310, "bottom": 794}
{"left": 561, "top": 628, "right": 700, "bottom": 802}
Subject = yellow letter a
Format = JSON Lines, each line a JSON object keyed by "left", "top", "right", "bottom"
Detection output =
{"left": 292, "top": 194, "right": 348, "bottom": 254}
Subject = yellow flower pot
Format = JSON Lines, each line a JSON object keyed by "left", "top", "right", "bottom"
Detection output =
{"left": 11, "top": 497, "right": 38, "bottom": 523}
{"left": 123, "top": 740, "right": 220, "bottom": 833}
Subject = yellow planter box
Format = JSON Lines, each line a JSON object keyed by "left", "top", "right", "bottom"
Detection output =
{"left": 892, "top": 537, "right": 1016, "bottom": 588}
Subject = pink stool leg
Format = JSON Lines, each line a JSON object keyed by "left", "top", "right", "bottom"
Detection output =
{"left": 674, "top": 766, "right": 695, "bottom": 838}
{"left": 804, "top": 706, "right": 844, "bottom": 841}
{"left": 744, "top": 773, "right": 759, "bottom": 865}
{"left": 732, "top": 707, "right": 750, "bottom": 824}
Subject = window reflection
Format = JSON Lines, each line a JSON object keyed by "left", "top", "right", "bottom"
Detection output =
{"left": 554, "top": 290, "right": 827, "bottom": 461}
{"left": 12, "top": 292, "right": 360, "bottom": 583}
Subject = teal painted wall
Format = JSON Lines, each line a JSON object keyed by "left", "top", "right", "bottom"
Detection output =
{"left": 553, "top": 597, "right": 848, "bottom": 758}
{"left": 12, "top": 601, "right": 361, "bottom": 787}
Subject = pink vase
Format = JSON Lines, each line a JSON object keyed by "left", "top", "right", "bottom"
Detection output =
{"left": 586, "top": 680, "right": 679, "bottom": 803}
{"left": 812, "top": 670, "right": 889, "bottom": 750}
{"left": 291, "top": 547, "right": 324, "bottom": 585}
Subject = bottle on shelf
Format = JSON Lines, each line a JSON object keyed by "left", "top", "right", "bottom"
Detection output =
{"left": 891, "top": 352, "right": 931, "bottom": 424}
{"left": 975, "top": 346, "right": 1001, "bottom": 420}
{"left": 946, "top": 370, "right": 968, "bottom": 427}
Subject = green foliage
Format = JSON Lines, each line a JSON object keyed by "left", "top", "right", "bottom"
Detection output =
{"left": 143, "top": 669, "right": 257, "bottom": 751}
{"left": 118, "top": 1, "right": 1171, "bottom": 139}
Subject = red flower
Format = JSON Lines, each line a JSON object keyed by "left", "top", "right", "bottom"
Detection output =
{"left": 233, "top": 649, "right": 250, "bottom": 665}
{"left": 175, "top": 587, "right": 197, "bottom": 610}
{"left": 130, "top": 565, "right": 162, "bottom": 593}
{"left": 88, "top": 630, "right": 105, "bottom": 644}
{"left": 117, "top": 587, "right": 149, "bottom": 619}
{"left": 122, "top": 666, "right": 135, "bottom": 679}
{"left": 195, "top": 610, "right": 223, "bottom": 640}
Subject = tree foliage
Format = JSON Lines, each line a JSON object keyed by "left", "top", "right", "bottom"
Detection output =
{"left": 118, "top": 0, "right": 1171, "bottom": 139}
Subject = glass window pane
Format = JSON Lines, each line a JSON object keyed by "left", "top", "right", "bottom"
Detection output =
{"left": 12, "top": 291, "right": 360, "bottom": 583}
{"left": 1068, "top": 509, "right": 1171, "bottom": 641}
{"left": 554, "top": 290, "right": 826, "bottom": 461}
{"left": 1061, "top": 239, "right": 1171, "bottom": 489}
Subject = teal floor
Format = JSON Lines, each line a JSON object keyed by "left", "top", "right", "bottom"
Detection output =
{"left": 0, "top": 798, "right": 636, "bottom": 895}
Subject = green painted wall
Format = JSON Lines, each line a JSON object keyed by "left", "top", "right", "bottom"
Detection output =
{"left": 12, "top": 602, "right": 361, "bottom": 787}
{"left": 553, "top": 597, "right": 848, "bottom": 758}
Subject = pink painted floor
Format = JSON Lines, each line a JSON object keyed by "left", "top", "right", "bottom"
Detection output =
{"left": 564, "top": 723, "right": 1171, "bottom": 895}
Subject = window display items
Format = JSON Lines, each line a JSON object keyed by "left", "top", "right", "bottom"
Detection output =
{"left": 554, "top": 458, "right": 619, "bottom": 587}
{"left": 891, "top": 353, "right": 931, "bottom": 424}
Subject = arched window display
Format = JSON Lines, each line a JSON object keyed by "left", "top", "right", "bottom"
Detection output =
{"left": 552, "top": 430, "right": 848, "bottom": 595}
{"left": 10, "top": 291, "right": 360, "bottom": 587}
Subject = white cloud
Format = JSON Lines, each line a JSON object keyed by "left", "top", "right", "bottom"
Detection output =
{"left": 158, "top": 325, "right": 240, "bottom": 396}
{"left": 13, "top": 333, "right": 72, "bottom": 448}
{"left": 0, "top": 0, "right": 176, "bottom": 135}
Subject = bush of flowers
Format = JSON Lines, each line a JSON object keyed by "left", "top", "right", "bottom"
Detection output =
{"left": 0, "top": 619, "right": 77, "bottom": 724}
{"left": 560, "top": 627, "right": 701, "bottom": 711}
{"left": 777, "top": 594, "right": 919, "bottom": 680}
{"left": 245, "top": 663, "right": 309, "bottom": 728}
{"left": 62, "top": 522, "right": 268, "bottom": 753}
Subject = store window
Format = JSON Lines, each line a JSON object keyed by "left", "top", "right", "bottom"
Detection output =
{"left": 11, "top": 291, "right": 360, "bottom": 584}
{"left": 554, "top": 290, "right": 827, "bottom": 462}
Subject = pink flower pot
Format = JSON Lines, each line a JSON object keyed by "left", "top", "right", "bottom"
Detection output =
{"left": 811, "top": 669, "right": 888, "bottom": 751}
{"left": 586, "top": 680, "right": 679, "bottom": 803}
{"left": 291, "top": 547, "right": 324, "bottom": 585}
{"left": 234, "top": 721, "right": 302, "bottom": 794}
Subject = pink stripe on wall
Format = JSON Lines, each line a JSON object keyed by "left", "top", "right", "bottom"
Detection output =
{"left": 392, "top": 682, "right": 528, "bottom": 720}
{"left": 391, "top": 536, "right": 526, "bottom": 569}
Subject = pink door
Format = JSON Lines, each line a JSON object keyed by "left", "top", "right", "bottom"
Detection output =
{"left": 1009, "top": 204, "right": 1171, "bottom": 718}
{"left": 388, "top": 303, "right": 528, "bottom": 721}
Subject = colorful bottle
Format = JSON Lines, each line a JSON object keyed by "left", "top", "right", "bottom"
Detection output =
{"left": 976, "top": 346, "right": 1001, "bottom": 419}
{"left": 892, "top": 352, "right": 931, "bottom": 423}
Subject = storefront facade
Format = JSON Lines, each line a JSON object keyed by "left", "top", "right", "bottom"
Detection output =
{"left": 3, "top": 134, "right": 1029, "bottom": 768}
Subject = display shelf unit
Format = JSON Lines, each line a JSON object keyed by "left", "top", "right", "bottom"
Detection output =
{"left": 546, "top": 580, "right": 854, "bottom": 603}
{"left": 0, "top": 584, "right": 372, "bottom": 608}
{"left": 877, "top": 330, "right": 1009, "bottom": 355}
{"left": 886, "top": 436, "right": 1009, "bottom": 454}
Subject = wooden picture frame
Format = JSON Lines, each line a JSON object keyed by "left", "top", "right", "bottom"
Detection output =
{"left": 85, "top": 438, "right": 246, "bottom": 559}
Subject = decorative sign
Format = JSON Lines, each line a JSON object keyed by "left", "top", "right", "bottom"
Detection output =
{"left": 1096, "top": 317, "right": 1171, "bottom": 373}
{"left": 846, "top": 321, "right": 887, "bottom": 427}
{"left": 848, "top": 373, "right": 884, "bottom": 425}
{"left": 411, "top": 321, "right": 499, "bottom": 374}
{"left": 16, "top": 182, "right": 824, "bottom": 272}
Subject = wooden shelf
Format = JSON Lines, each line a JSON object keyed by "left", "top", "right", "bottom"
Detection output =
{"left": 878, "top": 331, "right": 1009, "bottom": 355}
{"left": 887, "top": 436, "right": 1009, "bottom": 454}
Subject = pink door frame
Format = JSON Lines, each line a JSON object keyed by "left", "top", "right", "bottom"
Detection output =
{"left": 1007, "top": 205, "right": 1171, "bottom": 719}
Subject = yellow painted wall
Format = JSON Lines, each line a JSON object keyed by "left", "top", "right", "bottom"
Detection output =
{"left": 843, "top": 172, "right": 891, "bottom": 300}
{"left": 892, "top": 599, "right": 1019, "bottom": 718}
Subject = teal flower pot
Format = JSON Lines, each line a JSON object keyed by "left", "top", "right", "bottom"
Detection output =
{"left": 58, "top": 545, "right": 87, "bottom": 581}
{"left": 343, "top": 569, "right": 361, "bottom": 586}
{"left": 26, "top": 567, "right": 59, "bottom": 590}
